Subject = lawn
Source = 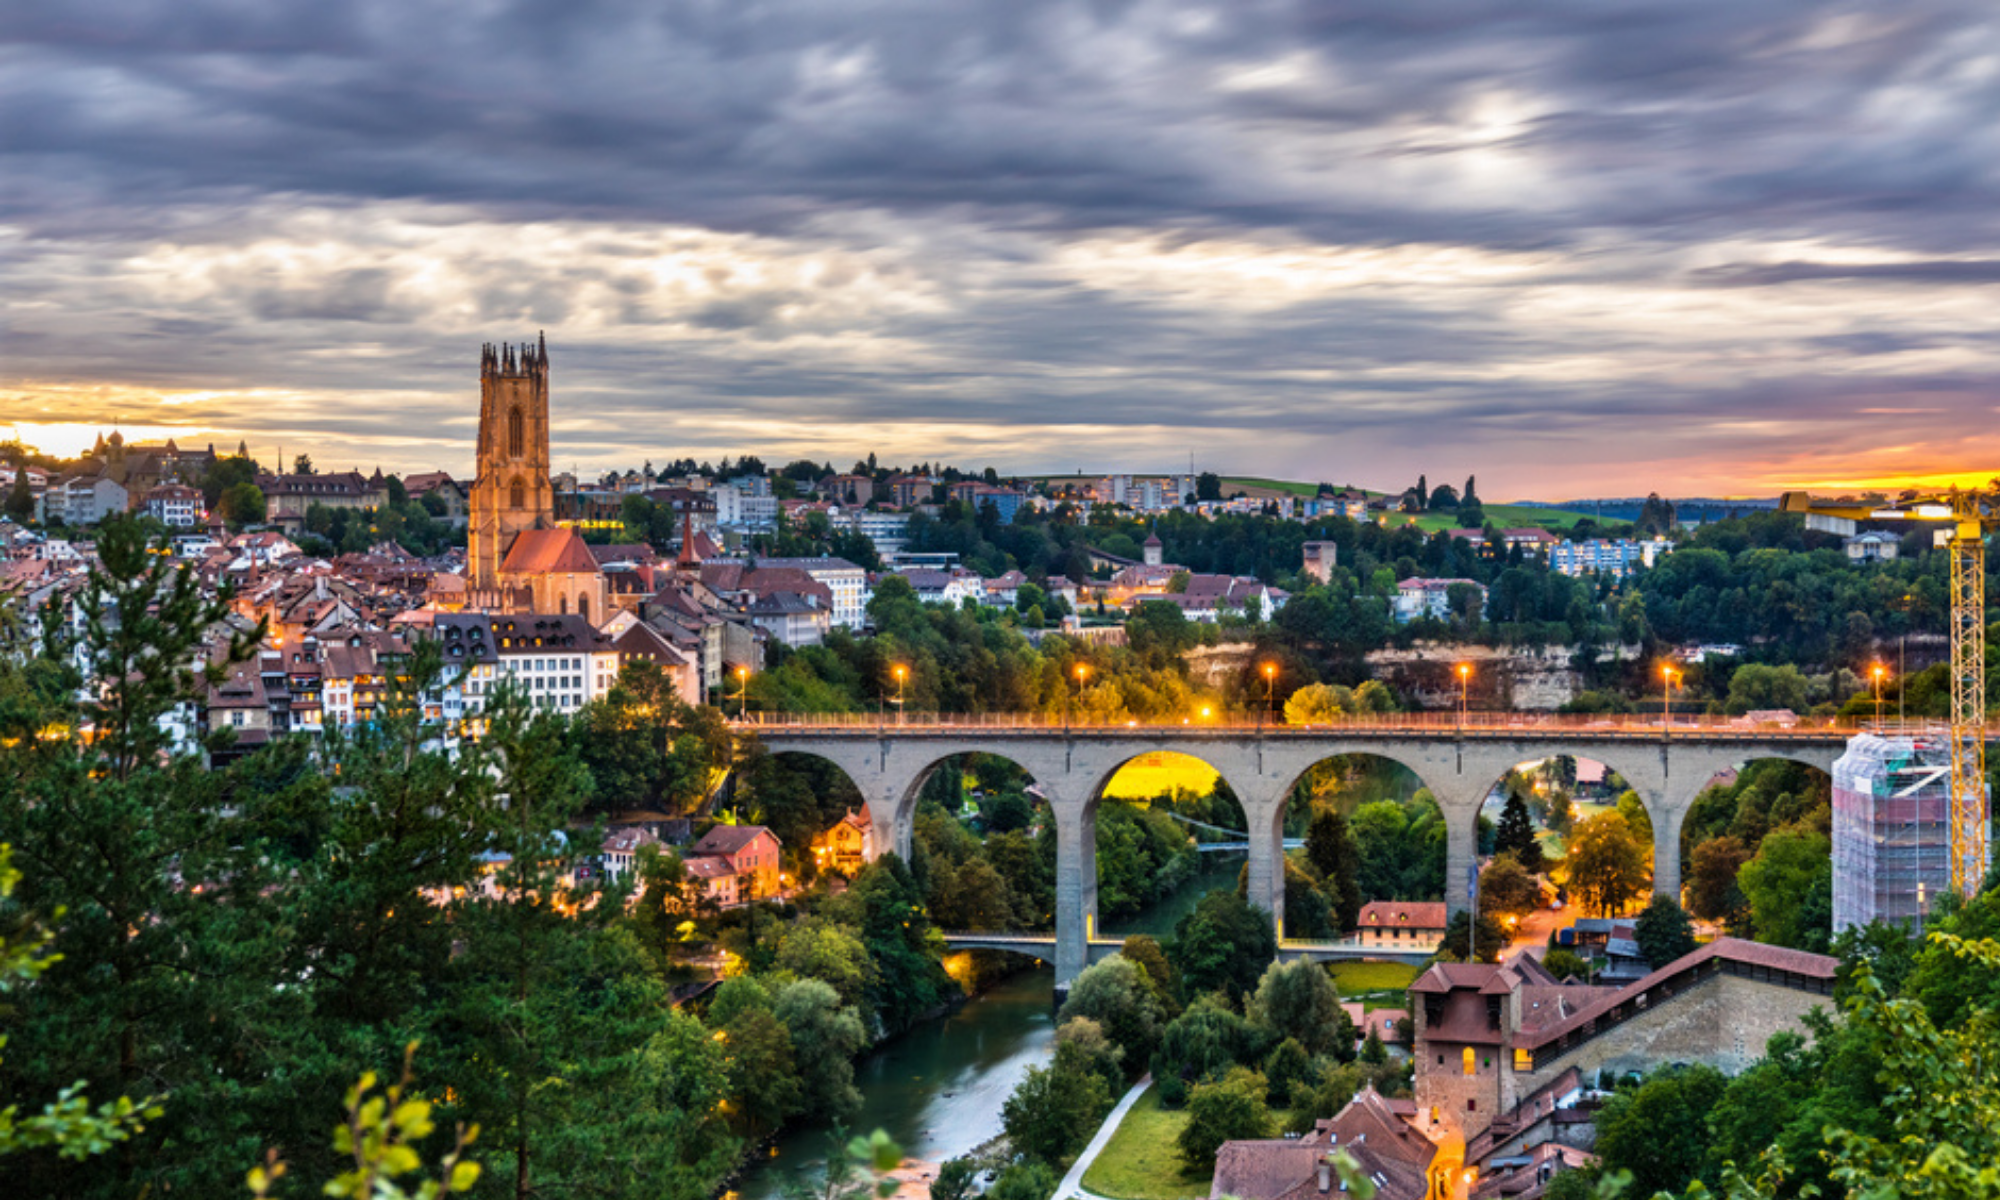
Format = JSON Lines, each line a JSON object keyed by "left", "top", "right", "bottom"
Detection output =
{"left": 1398, "top": 504, "right": 1593, "bottom": 533}
{"left": 1329, "top": 960, "right": 1421, "bottom": 995}
{"left": 1080, "top": 1084, "right": 1211, "bottom": 1200}
{"left": 1220, "top": 476, "right": 1328, "bottom": 498}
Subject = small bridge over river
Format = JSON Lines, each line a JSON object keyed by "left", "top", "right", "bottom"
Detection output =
{"left": 941, "top": 930, "right": 1441, "bottom": 967}
{"left": 740, "top": 711, "right": 1870, "bottom": 984}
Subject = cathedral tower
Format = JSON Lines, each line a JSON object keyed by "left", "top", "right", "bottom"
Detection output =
{"left": 469, "top": 334, "right": 556, "bottom": 589}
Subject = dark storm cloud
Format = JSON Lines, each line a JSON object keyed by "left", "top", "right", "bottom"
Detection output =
{"left": 9, "top": 0, "right": 2000, "bottom": 492}
{"left": 1696, "top": 260, "right": 2000, "bottom": 287}
{"left": 7, "top": 0, "right": 1994, "bottom": 244}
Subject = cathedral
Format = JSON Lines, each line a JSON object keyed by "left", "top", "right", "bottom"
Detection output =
{"left": 468, "top": 336, "right": 606, "bottom": 619}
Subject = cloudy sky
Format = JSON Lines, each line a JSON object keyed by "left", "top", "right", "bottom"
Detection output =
{"left": 7, "top": 1, "right": 2000, "bottom": 498}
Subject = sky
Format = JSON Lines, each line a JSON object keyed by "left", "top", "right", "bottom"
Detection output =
{"left": 7, "top": 2, "right": 2000, "bottom": 499}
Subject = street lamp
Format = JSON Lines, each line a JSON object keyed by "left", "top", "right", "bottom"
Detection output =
{"left": 1661, "top": 665, "right": 1681, "bottom": 738}
{"left": 1456, "top": 663, "right": 1471, "bottom": 730}
{"left": 1068, "top": 662, "right": 1089, "bottom": 732}
{"left": 733, "top": 665, "right": 750, "bottom": 720}
{"left": 1871, "top": 663, "right": 1887, "bottom": 725}
{"left": 893, "top": 664, "right": 908, "bottom": 725}
{"left": 1261, "top": 662, "right": 1277, "bottom": 730}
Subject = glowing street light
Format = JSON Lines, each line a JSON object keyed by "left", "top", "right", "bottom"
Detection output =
{"left": 1661, "top": 664, "right": 1682, "bottom": 738}
{"left": 1067, "top": 661, "right": 1089, "bottom": 733}
{"left": 1261, "top": 662, "right": 1278, "bottom": 729}
{"left": 893, "top": 663, "right": 908, "bottom": 725}
{"left": 1456, "top": 663, "right": 1471, "bottom": 729}
{"left": 733, "top": 665, "right": 751, "bottom": 720}
{"left": 1871, "top": 663, "right": 1888, "bottom": 724}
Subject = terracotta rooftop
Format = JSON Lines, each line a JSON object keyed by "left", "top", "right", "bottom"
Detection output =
{"left": 1513, "top": 937, "right": 1836, "bottom": 1052}
{"left": 1360, "top": 901, "right": 1448, "bottom": 929}
{"left": 498, "top": 528, "right": 601, "bottom": 576}
{"left": 692, "top": 825, "right": 775, "bottom": 857}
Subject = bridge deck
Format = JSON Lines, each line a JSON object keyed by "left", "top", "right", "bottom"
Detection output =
{"left": 732, "top": 712, "right": 1943, "bottom": 744}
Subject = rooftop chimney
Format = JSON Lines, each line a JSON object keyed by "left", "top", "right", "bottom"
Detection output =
{"left": 1317, "top": 1159, "right": 1332, "bottom": 1194}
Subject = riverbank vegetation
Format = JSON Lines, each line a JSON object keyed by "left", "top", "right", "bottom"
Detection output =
{"left": 973, "top": 914, "right": 1413, "bottom": 1200}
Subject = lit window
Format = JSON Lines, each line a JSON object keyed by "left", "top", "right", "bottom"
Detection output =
{"left": 1462, "top": 1047, "right": 1476, "bottom": 1076}
{"left": 1515, "top": 1048, "right": 1533, "bottom": 1071}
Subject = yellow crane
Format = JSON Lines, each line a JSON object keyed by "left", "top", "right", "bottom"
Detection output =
{"left": 1780, "top": 486, "right": 1997, "bottom": 897}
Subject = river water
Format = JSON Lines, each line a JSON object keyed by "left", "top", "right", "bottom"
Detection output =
{"left": 733, "top": 851, "right": 1243, "bottom": 1199}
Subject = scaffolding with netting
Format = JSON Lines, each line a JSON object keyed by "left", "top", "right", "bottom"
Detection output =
{"left": 1831, "top": 731, "right": 1972, "bottom": 933}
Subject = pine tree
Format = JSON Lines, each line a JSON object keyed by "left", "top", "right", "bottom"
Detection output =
{"left": 4, "top": 470, "right": 32, "bottom": 522}
{"left": 1494, "top": 790, "right": 1545, "bottom": 875}
{"left": 1415, "top": 474, "right": 1428, "bottom": 509}
{"left": 1304, "top": 809, "right": 1363, "bottom": 931}
{"left": 438, "top": 689, "right": 739, "bottom": 1200}
{"left": 1632, "top": 894, "right": 1698, "bottom": 969}
{"left": 0, "top": 516, "right": 293, "bottom": 1197}
{"left": 1463, "top": 475, "right": 1479, "bottom": 507}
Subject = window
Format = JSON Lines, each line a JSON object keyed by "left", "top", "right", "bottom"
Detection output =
{"left": 1462, "top": 1047, "right": 1476, "bottom": 1076}
{"left": 1514, "top": 1048, "right": 1533, "bottom": 1071}
{"left": 508, "top": 407, "right": 525, "bottom": 458}
{"left": 1468, "top": 1099, "right": 1477, "bottom": 1112}
{"left": 510, "top": 477, "right": 525, "bottom": 509}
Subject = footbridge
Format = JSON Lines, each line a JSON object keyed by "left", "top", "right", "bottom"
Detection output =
{"left": 1166, "top": 810, "right": 1302, "bottom": 853}
{"left": 940, "top": 931, "right": 1441, "bottom": 968}
{"left": 742, "top": 712, "right": 1859, "bottom": 984}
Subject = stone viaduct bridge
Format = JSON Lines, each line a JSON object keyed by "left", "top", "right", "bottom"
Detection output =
{"left": 741, "top": 714, "right": 1850, "bottom": 985}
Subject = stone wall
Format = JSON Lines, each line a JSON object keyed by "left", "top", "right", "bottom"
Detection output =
{"left": 1184, "top": 641, "right": 1256, "bottom": 690}
{"left": 1508, "top": 973, "right": 1833, "bottom": 1105}
{"left": 1365, "top": 643, "right": 1642, "bottom": 711}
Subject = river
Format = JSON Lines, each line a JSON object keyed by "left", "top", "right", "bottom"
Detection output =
{"left": 733, "top": 851, "right": 1243, "bottom": 1199}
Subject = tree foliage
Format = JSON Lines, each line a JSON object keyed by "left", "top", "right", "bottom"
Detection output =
{"left": 1178, "top": 1067, "right": 1273, "bottom": 1170}
{"left": 1563, "top": 811, "right": 1651, "bottom": 917}
{"left": 1633, "top": 894, "right": 1698, "bottom": 969}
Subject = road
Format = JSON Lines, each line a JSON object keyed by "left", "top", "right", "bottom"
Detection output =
{"left": 1052, "top": 1073, "right": 1153, "bottom": 1200}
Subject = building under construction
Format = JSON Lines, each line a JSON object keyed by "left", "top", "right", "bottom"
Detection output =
{"left": 1832, "top": 732, "right": 1986, "bottom": 933}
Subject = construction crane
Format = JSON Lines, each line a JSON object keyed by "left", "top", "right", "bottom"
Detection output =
{"left": 1780, "top": 486, "right": 1997, "bottom": 897}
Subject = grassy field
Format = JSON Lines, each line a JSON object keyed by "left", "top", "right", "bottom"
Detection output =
{"left": 1329, "top": 960, "right": 1421, "bottom": 997}
{"left": 1401, "top": 503, "right": 1593, "bottom": 533}
{"left": 1080, "top": 1084, "right": 1211, "bottom": 1200}
{"left": 1220, "top": 476, "right": 1330, "bottom": 499}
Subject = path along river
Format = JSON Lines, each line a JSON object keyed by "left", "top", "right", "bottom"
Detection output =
{"left": 733, "top": 852, "right": 1242, "bottom": 1199}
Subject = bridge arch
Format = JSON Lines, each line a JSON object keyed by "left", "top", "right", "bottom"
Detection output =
{"left": 1470, "top": 754, "right": 1662, "bottom": 925}
{"left": 1268, "top": 751, "right": 1447, "bottom": 939}
{"left": 1078, "top": 748, "right": 1251, "bottom": 944}
{"left": 1674, "top": 754, "right": 1837, "bottom": 935}
{"left": 738, "top": 748, "right": 874, "bottom": 884}
{"left": 896, "top": 750, "right": 1058, "bottom": 936}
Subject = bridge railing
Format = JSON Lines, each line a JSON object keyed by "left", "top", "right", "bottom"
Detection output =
{"left": 730, "top": 710, "right": 1955, "bottom": 738}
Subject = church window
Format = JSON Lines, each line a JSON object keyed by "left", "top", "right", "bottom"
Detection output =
{"left": 510, "top": 478, "right": 525, "bottom": 510}
{"left": 509, "top": 407, "right": 525, "bottom": 458}
{"left": 559, "top": 596, "right": 568, "bottom": 614}
{"left": 579, "top": 595, "right": 590, "bottom": 621}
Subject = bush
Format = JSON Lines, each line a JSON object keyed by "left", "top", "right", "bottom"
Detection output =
{"left": 1262, "top": 1038, "right": 1314, "bottom": 1107}
{"left": 1178, "top": 1067, "right": 1273, "bottom": 1170}
{"left": 1001, "top": 1060, "right": 1111, "bottom": 1167}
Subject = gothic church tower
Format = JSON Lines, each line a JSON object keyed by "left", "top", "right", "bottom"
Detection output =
{"left": 469, "top": 334, "right": 556, "bottom": 589}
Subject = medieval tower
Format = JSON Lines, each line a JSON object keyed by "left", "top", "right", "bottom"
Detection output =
{"left": 468, "top": 335, "right": 556, "bottom": 589}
